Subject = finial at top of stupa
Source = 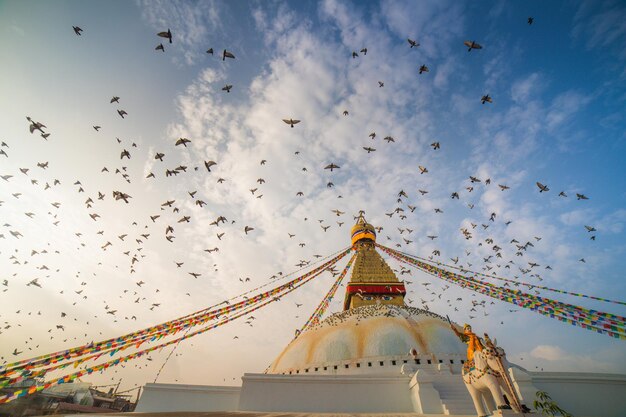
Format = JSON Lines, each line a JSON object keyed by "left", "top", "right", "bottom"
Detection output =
{"left": 344, "top": 212, "right": 406, "bottom": 310}
{"left": 350, "top": 210, "right": 377, "bottom": 246}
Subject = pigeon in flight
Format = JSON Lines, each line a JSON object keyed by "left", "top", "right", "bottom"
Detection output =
{"left": 325, "top": 163, "right": 340, "bottom": 171}
{"left": 223, "top": 49, "right": 235, "bottom": 60}
{"left": 464, "top": 40, "right": 482, "bottom": 51}
{"left": 407, "top": 38, "right": 419, "bottom": 48}
{"left": 157, "top": 29, "right": 172, "bottom": 43}
{"left": 155, "top": 43, "right": 165, "bottom": 52}
{"left": 204, "top": 161, "right": 217, "bottom": 172}
{"left": 73, "top": 26, "right": 83, "bottom": 36}
{"left": 222, "top": 84, "right": 232, "bottom": 93}
{"left": 283, "top": 118, "right": 301, "bottom": 128}
{"left": 175, "top": 137, "right": 191, "bottom": 147}
{"left": 536, "top": 182, "right": 549, "bottom": 192}
{"left": 481, "top": 95, "right": 492, "bottom": 104}
{"left": 419, "top": 65, "right": 429, "bottom": 74}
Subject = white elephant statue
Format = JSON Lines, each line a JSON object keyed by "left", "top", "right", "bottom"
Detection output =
{"left": 462, "top": 343, "right": 522, "bottom": 417}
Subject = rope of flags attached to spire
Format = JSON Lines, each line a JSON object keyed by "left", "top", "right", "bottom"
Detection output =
{"left": 377, "top": 244, "right": 626, "bottom": 340}
{"left": 404, "top": 253, "right": 626, "bottom": 306}
{"left": 0, "top": 248, "right": 352, "bottom": 404}
{"left": 1, "top": 246, "right": 349, "bottom": 376}
{"left": 297, "top": 250, "right": 356, "bottom": 337}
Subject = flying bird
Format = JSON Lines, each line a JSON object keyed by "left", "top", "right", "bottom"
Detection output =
{"left": 72, "top": 26, "right": 83, "bottom": 36}
{"left": 110, "top": 96, "right": 120, "bottom": 103}
{"left": 206, "top": 48, "right": 214, "bottom": 55}
{"left": 157, "top": 29, "right": 172, "bottom": 43}
{"left": 222, "top": 84, "right": 233, "bottom": 93}
{"left": 408, "top": 38, "right": 419, "bottom": 48}
{"left": 244, "top": 226, "right": 254, "bottom": 235}
{"left": 464, "top": 40, "right": 482, "bottom": 51}
{"left": 528, "top": 17, "right": 534, "bottom": 25}
{"left": 175, "top": 137, "right": 191, "bottom": 147}
{"left": 117, "top": 110, "right": 128, "bottom": 118}
{"left": 576, "top": 193, "right": 589, "bottom": 200}
{"left": 155, "top": 43, "right": 165, "bottom": 52}
{"left": 283, "top": 118, "right": 301, "bottom": 128}
{"left": 325, "top": 163, "right": 340, "bottom": 171}
{"left": 204, "top": 160, "right": 217, "bottom": 172}
{"left": 363, "top": 147, "right": 376, "bottom": 153}
{"left": 430, "top": 142, "right": 440, "bottom": 150}
{"left": 223, "top": 49, "right": 235, "bottom": 60}
{"left": 418, "top": 165, "right": 428, "bottom": 174}
{"left": 419, "top": 65, "right": 429, "bottom": 74}
{"left": 536, "top": 182, "right": 549, "bottom": 192}
{"left": 481, "top": 95, "right": 492, "bottom": 104}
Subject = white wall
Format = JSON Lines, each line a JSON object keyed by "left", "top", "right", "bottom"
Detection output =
{"left": 529, "top": 372, "right": 626, "bottom": 417}
{"left": 135, "top": 383, "right": 240, "bottom": 413}
{"left": 238, "top": 373, "right": 414, "bottom": 413}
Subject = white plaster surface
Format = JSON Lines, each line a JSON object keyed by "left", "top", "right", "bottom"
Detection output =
{"left": 238, "top": 373, "right": 414, "bottom": 413}
{"left": 529, "top": 371, "right": 626, "bottom": 417}
{"left": 134, "top": 369, "right": 626, "bottom": 416}
{"left": 135, "top": 383, "right": 241, "bottom": 413}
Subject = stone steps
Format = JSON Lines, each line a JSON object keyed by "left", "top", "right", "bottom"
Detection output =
{"left": 431, "top": 374, "right": 476, "bottom": 415}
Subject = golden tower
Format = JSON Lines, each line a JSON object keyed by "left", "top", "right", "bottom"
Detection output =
{"left": 343, "top": 213, "right": 406, "bottom": 310}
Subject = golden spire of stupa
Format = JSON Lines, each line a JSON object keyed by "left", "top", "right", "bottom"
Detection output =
{"left": 343, "top": 212, "right": 406, "bottom": 310}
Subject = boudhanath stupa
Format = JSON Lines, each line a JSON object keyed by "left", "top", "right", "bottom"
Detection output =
{"left": 133, "top": 214, "right": 626, "bottom": 417}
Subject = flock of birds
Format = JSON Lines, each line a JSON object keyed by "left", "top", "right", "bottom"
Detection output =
{"left": 0, "top": 13, "right": 602, "bottom": 383}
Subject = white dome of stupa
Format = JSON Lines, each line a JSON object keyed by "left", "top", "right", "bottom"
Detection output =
{"left": 267, "top": 304, "right": 466, "bottom": 374}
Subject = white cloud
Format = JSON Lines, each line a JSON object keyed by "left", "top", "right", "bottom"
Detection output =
{"left": 511, "top": 73, "right": 541, "bottom": 103}
{"left": 531, "top": 344, "right": 567, "bottom": 361}
{"left": 546, "top": 90, "right": 590, "bottom": 132}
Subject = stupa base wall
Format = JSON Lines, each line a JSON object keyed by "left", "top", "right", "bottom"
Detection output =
{"left": 134, "top": 383, "right": 241, "bottom": 413}
{"left": 238, "top": 373, "right": 414, "bottom": 413}
{"left": 134, "top": 370, "right": 626, "bottom": 417}
{"left": 528, "top": 371, "right": 626, "bottom": 417}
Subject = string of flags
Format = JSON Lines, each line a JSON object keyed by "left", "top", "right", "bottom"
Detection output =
{"left": 377, "top": 244, "right": 626, "bottom": 340}
{"left": 0, "top": 249, "right": 352, "bottom": 403}
{"left": 2, "top": 246, "right": 351, "bottom": 375}
{"left": 403, "top": 251, "right": 626, "bottom": 306}
{"left": 297, "top": 250, "right": 356, "bottom": 336}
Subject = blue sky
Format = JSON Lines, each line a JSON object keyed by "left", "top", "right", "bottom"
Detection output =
{"left": 1, "top": 0, "right": 625, "bottom": 391}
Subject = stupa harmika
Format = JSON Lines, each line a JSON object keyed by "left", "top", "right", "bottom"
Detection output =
{"left": 136, "top": 215, "right": 626, "bottom": 417}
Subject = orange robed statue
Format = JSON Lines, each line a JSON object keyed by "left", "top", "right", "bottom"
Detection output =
{"left": 451, "top": 323, "right": 484, "bottom": 362}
